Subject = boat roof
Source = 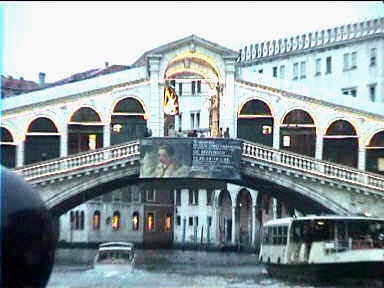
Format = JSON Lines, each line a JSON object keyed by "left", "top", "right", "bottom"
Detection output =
{"left": 263, "top": 215, "right": 384, "bottom": 227}
{"left": 99, "top": 242, "right": 134, "bottom": 249}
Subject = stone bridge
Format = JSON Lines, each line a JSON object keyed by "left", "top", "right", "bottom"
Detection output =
{"left": 13, "top": 138, "right": 384, "bottom": 218}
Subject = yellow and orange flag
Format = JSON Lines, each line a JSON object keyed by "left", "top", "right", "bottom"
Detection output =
{"left": 163, "top": 86, "right": 179, "bottom": 115}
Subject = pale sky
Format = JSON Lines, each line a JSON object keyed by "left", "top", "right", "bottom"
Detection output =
{"left": 1, "top": 1, "right": 383, "bottom": 84}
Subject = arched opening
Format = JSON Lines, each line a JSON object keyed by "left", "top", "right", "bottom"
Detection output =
{"left": 93, "top": 210, "right": 101, "bottom": 230}
{"left": 0, "top": 127, "right": 16, "bottom": 168}
{"left": 323, "top": 119, "right": 358, "bottom": 167}
{"left": 111, "top": 97, "right": 147, "bottom": 145}
{"left": 236, "top": 189, "right": 252, "bottom": 246}
{"left": 112, "top": 211, "right": 121, "bottom": 230}
{"left": 24, "top": 117, "right": 60, "bottom": 165}
{"left": 218, "top": 189, "right": 232, "bottom": 244}
{"left": 280, "top": 109, "right": 316, "bottom": 157}
{"left": 146, "top": 212, "right": 155, "bottom": 232}
{"left": 132, "top": 211, "right": 140, "bottom": 231}
{"left": 68, "top": 107, "right": 103, "bottom": 155}
{"left": 237, "top": 99, "right": 274, "bottom": 146}
{"left": 366, "top": 131, "right": 384, "bottom": 175}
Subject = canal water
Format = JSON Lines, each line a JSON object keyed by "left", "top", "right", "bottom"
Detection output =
{"left": 47, "top": 249, "right": 381, "bottom": 288}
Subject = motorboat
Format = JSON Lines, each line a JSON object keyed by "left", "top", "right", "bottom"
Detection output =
{"left": 259, "top": 215, "right": 384, "bottom": 283}
{"left": 93, "top": 242, "right": 135, "bottom": 272}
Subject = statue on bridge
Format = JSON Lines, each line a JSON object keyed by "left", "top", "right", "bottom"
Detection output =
{"left": 209, "top": 82, "right": 224, "bottom": 137}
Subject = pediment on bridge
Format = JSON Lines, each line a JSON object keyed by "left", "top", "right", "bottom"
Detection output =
{"left": 133, "top": 34, "right": 239, "bottom": 67}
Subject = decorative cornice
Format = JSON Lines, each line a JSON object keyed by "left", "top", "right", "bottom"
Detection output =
{"left": 238, "top": 17, "right": 384, "bottom": 65}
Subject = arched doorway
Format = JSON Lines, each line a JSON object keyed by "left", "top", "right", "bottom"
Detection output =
{"left": 111, "top": 97, "right": 147, "bottom": 145}
{"left": 0, "top": 127, "right": 16, "bottom": 168}
{"left": 237, "top": 99, "right": 274, "bottom": 146}
{"left": 236, "top": 189, "right": 252, "bottom": 247}
{"left": 217, "top": 189, "right": 232, "bottom": 245}
{"left": 323, "top": 119, "right": 358, "bottom": 167}
{"left": 24, "top": 117, "right": 60, "bottom": 165}
{"left": 280, "top": 109, "right": 316, "bottom": 157}
{"left": 366, "top": 131, "right": 384, "bottom": 175}
{"left": 68, "top": 107, "right": 103, "bottom": 155}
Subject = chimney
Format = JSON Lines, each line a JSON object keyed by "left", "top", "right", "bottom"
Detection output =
{"left": 39, "top": 72, "right": 46, "bottom": 86}
{"left": 105, "top": 62, "right": 109, "bottom": 68}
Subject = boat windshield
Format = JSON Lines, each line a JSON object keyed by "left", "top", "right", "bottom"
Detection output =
{"left": 96, "top": 250, "right": 133, "bottom": 264}
{"left": 290, "top": 218, "right": 384, "bottom": 248}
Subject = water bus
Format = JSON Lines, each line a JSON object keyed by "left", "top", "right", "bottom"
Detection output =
{"left": 259, "top": 215, "right": 384, "bottom": 283}
{"left": 93, "top": 242, "right": 135, "bottom": 271}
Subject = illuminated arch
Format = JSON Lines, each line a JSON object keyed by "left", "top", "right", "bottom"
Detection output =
{"left": 110, "top": 96, "right": 149, "bottom": 120}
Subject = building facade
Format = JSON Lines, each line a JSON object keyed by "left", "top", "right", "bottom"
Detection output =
{"left": 1, "top": 16, "right": 384, "bottom": 250}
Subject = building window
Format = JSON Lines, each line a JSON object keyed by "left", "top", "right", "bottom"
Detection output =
{"left": 80, "top": 211, "right": 84, "bottom": 230}
{"left": 70, "top": 211, "right": 75, "bottom": 230}
{"left": 112, "top": 211, "right": 120, "bottom": 230}
{"left": 190, "top": 113, "right": 195, "bottom": 129}
{"left": 351, "top": 51, "right": 357, "bottom": 69}
{"left": 343, "top": 53, "right": 349, "bottom": 71}
{"left": 194, "top": 216, "right": 199, "bottom": 227}
{"left": 176, "top": 189, "right": 181, "bottom": 206}
{"left": 370, "top": 48, "right": 377, "bottom": 66}
{"left": 197, "top": 80, "right": 201, "bottom": 93}
{"left": 293, "top": 63, "right": 298, "bottom": 80}
{"left": 272, "top": 66, "right": 278, "bottom": 78}
{"left": 196, "top": 112, "right": 200, "bottom": 128}
{"left": 189, "top": 189, "right": 199, "bottom": 205}
{"left": 133, "top": 188, "right": 140, "bottom": 201}
{"left": 279, "top": 65, "right": 285, "bottom": 79}
{"left": 300, "top": 61, "right": 306, "bottom": 79}
{"left": 283, "top": 135, "right": 291, "bottom": 147}
{"left": 147, "top": 212, "right": 155, "bottom": 231}
{"left": 315, "top": 58, "right": 321, "bottom": 76}
{"left": 326, "top": 56, "right": 332, "bottom": 74}
{"left": 191, "top": 81, "right": 196, "bottom": 94}
{"left": 207, "top": 216, "right": 212, "bottom": 227}
{"left": 147, "top": 188, "right": 155, "bottom": 201}
{"left": 207, "top": 189, "right": 213, "bottom": 206}
{"left": 342, "top": 87, "right": 357, "bottom": 97}
{"left": 170, "top": 80, "right": 176, "bottom": 88}
{"left": 112, "top": 190, "right": 121, "bottom": 202}
{"left": 178, "top": 113, "right": 182, "bottom": 131}
{"left": 176, "top": 215, "right": 181, "bottom": 226}
{"left": 93, "top": 211, "right": 101, "bottom": 230}
{"left": 369, "top": 84, "right": 376, "bottom": 102}
{"left": 189, "top": 217, "right": 193, "bottom": 226}
{"left": 132, "top": 211, "right": 139, "bottom": 231}
{"left": 258, "top": 68, "right": 263, "bottom": 74}
{"left": 165, "top": 214, "right": 172, "bottom": 231}
{"left": 178, "top": 83, "right": 182, "bottom": 96}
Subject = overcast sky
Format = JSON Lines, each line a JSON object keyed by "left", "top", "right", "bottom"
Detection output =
{"left": 1, "top": 1, "right": 383, "bottom": 83}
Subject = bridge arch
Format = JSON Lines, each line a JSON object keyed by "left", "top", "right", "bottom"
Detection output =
{"left": 237, "top": 98, "right": 275, "bottom": 146}
{"left": 24, "top": 117, "right": 61, "bottom": 164}
{"left": 216, "top": 189, "right": 233, "bottom": 244}
{"left": 110, "top": 96, "right": 148, "bottom": 145}
{"left": 280, "top": 108, "right": 317, "bottom": 157}
{"left": 0, "top": 126, "right": 16, "bottom": 168}
{"left": 323, "top": 118, "right": 359, "bottom": 168}
{"left": 236, "top": 188, "right": 253, "bottom": 246}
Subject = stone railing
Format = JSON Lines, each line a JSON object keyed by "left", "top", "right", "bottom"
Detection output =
{"left": 13, "top": 141, "right": 140, "bottom": 181}
{"left": 242, "top": 141, "right": 384, "bottom": 194}
{"left": 239, "top": 17, "right": 384, "bottom": 63}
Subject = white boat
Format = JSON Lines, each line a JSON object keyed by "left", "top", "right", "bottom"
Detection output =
{"left": 93, "top": 242, "right": 135, "bottom": 272}
{"left": 259, "top": 215, "right": 384, "bottom": 283}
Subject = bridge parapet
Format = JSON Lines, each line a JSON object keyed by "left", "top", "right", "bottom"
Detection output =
{"left": 242, "top": 141, "right": 384, "bottom": 196}
{"left": 14, "top": 141, "right": 140, "bottom": 181}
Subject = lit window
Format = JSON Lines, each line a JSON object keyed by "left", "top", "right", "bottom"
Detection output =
{"left": 93, "top": 211, "right": 101, "bottom": 230}
{"left": 165, "top": 214, "right": 172, "bottom": 231}
{"left": 132, "top": 212, "right": 139, "bottom": 231}
{"left": 89, "top": 134, "right": 96, "bottom": 150}
{"left": 262, "top": 125, "right": 272, "bottom": 135}
{"left": 283, "top": 136, "right": 290, "bottom": 147}
{"left": 112, "top": 211, "right": 120, "bottom": 230}
{"left": 147, "top": 213, "right": 154, "bottom": 231}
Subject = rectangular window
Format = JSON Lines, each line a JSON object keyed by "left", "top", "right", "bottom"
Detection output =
{"left": 197, "top": 80, "right": 201, "bottom": 93}
{"left": 190, "top": 113, "right": 195, "bottom": 129}
{"left": 343, "top": 53, "right": 349, "bottom": 71}
{"left": 194, "top": 190, "right": 199, "bottom": 205}
{"left": 147, "top": 189, "right": 155, "bottom": 201}
{"left": 369, "top": 84, "right": 376, "bottom": 102}
{"left": 189, "top": 190, "right": 193, "bottom": 205}
{"left": 176, "top": 189, "right": 181, "bottom": 206}
{"left": 351, "top": 51, "right": 357, "bottom": 69}
{"left": 191, "top": 81, "right": 196, "bottom": 94}
{"left": 342, "top": 88, "right": 357, "bottom": 97}
{"left": 279, "top": 65, "right": 285, "bottom": 79}
{"left": 370, "top": 48, "right": 377, "bottom": 66}
{"left": 315, "top": 58, "right": 321, "bottom": 76}
{"left": 196, "top": 112, "right": 200, "bottom": 128}
{"left": 326, "top": 56, "right": 332, "bottom": 74}
{"left": 189, "top": 217, "right": 193, "bottom": 226}
{"left": 300, "top": 61, "right": 306, "bottom": 78}
{"left": 194, "top": 216, "right": 199, "bottom": 227}
{"left": 206, "top": 189, "right": 213, "bottom": 206}
{"left": 293, "top": 63, "right": 299, "bottom": 80}
{"left": 147, "top": 212, "right": 155, "bottom": 232}
{"left": 272, "top": 66, "right": 278, "bottom": 78}
{"left": 176, "top": 216, "right": 181, "bottom": 226}
{"left": 178, "top": 114, "right": 182, "bottom": 131}
{"left": 178, "top": 82, "right": 182, "bottom": 96}
{"left": 207, "top": 216, "right": 212, "bottom": 227}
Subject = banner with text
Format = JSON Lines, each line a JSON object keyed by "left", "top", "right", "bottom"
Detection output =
{"left": 140, "top": 138, "right": 241, "bottom": 180}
